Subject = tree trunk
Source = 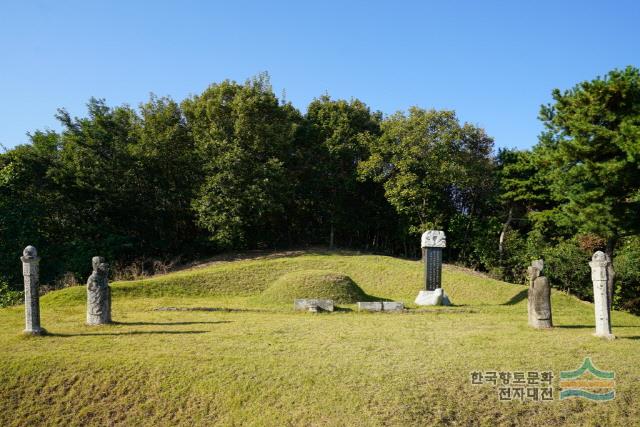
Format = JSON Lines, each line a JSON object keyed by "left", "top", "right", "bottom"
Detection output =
{"left": 329, "top": 224, "right": 334, "bottom": 249}
{"left": 605, "top": 238, "right": 617, "bottom": 312}
{"left": 460, "top": 200, "right": 477, "bottom": 260}
{"left": 499, "top": 206, "right": 514, "bottom": 260}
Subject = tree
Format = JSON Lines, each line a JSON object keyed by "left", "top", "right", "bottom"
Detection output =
{"left": 133, "top": 95, "right": 202, "bottom": 254}
{"left": 182, "top": 74, "right": 300, "bottom": 248}
{"left": 303, "top": 96, "right": 384, "bottom": 248}
{"left": 495, "top": 148, "right": 553, "bottom": 258}
{"left": 359, "top": 108, "right": 494, "bottom": 258}
{"left": 538, "top": 66, "right": 640, "bottom": 246}
{"left": 537, "top": 66, "right": 640, "bottom": 301}
{"left": 0, "top": 131, "right": 64, "bottom": 285}
{"left": 53, "top": 98, "right": 146, "bottom": 266}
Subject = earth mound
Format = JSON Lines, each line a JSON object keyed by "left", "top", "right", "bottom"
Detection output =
{"left": 260, "top": 270, "right": 367, "bottom": 303}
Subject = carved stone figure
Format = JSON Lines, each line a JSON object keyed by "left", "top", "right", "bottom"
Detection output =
{"left": 21, "top": 245, "right": 45, "bottom": 335}
{"left": 86, "top": 256, "right": 112, "bottom": 325}
{"left": 590, "top": 251, "right": 614, "bottom": 339}
{"left": 527, "top": 259, "right": 553, "bottom": 329}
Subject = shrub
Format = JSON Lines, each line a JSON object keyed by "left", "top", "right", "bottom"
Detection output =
{"left": 0, "top": 281, "right": 23, "bottom": 308}
{"left": 541, "top": 239, "right": 591, "bottom": 299}
{"left": 614, "top": 237, "right": 640, "bottom": 314}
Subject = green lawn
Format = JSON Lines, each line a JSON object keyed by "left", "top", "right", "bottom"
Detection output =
{"left": 1, "top": 252, "right": 638, "bottom": 426}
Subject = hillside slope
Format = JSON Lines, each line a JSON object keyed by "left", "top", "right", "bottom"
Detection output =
{"left": 1, "top": 252, "right": 639, "bottom": 426}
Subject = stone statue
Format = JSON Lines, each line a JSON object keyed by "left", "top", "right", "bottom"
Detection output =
{"left": 21, "top": 245, "right": 45, "bottom": 335}
{"left": 86, "top": 256, "right": 112, "bottom": 325}
{"left": 527, "top": 259, "right": 552, "bottom": 329}
{"left": 590, "top": 251, "right": 614, "bottom": 339}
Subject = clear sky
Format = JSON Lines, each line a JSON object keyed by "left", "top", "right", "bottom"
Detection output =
{"left": 1, "top": 0, "right": 638, "bottom": 150}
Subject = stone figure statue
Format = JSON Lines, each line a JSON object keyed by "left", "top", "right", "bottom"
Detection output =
{"left": 86, "top": 256, "right": 112, "bottom": 325}
{"left": 21, "top": 245, "right": 45, "bottom": 335}
{"left": 527, "top": 259, "right": 553, "bottom": 329}
{"left": 590, "top": 251, "right": 614, "bottom": 339}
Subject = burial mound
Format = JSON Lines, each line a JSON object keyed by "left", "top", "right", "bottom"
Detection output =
{"left": 260, "top": 270, "right": 367, "bottom": 304}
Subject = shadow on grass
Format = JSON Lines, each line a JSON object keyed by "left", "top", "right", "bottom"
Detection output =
{"left": 620, "top": 336, "right": 640, "bottom": 340}
{"left": 502, "top": 289, "right": 528, "bottom": 306}
{"left": 46, "top": 330, "right": 210, "bottom": 337}
{"left": 555, "top": 325, "right": 638, "bottom": 329}
{"left": 112, "top": 320, "right": 232, "bottom": 326}
{"left": 154, "top": 307, "right": 267, "bottom": 313}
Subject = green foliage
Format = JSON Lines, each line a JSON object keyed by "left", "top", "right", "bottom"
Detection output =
{"left": 359, "top": 108, "right": 495, "bottom": 259}
{"left": 614, "top": 237, "right": 640, "bottom": 314}
{"left": 536, "top": 66, "right": 640, "bottom": 244}
{"left": 540, "top": 239, "right": 592, "bottom": 299}
{"left": 182, "top": 74, "right": 300, "bottom": 248}
{"left": 259, "top": 270, "right": 367, "bottom": 304}
{"left": 0, "top": 281, "right": 22, "bottom": 307}
{"left": 488, "top": 228, "right": 528, "bottom": 282}
{"left": 297, "top": 96, "right": 394, "bottom": 248}
{"left": 489, "top": 67, "right": 640, "bottom": 311}
{"left": 496, "top": 147, "right": 552, "bottom": 214}
{"left": 1, "top": 68, "right": 639, "bottom": 313}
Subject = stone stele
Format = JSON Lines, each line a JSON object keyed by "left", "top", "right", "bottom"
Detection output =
{"left": 21, "top": 245, "right": 45, "bottom": 335}
{"left": 590, "top": 251, "right": 614, "bottom": 340}
{"left": 86, "top": 256, "right": 112, "bottom": 325}
{"left": 416, "top": 230, "right": 451, "bottom": 305}
{"left": 527, "top": 259, "right": 553, "bottom": 329}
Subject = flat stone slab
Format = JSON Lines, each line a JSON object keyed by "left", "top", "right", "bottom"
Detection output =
{"left": 383, "top": 302, "right": 404, "bottom": 311}
{"left": 294, "top": 299, "right": 334, "bottom": 312}
{"left": 357, "top": 302, "right": 383, "bottom": 311}
{"left": 357, "top": 301, "right": 404, "bottom": 312}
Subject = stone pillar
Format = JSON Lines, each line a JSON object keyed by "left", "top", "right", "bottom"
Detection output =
{"left": 527, "top": 259, "right": 553, "bottom": 329}
{"left": 86, "top": 256, "right": 112, "bottom": 325}
{"left": 21, "top": 245, "right": 45, "bottom": 335}
{"left": 415, "top": 230, "right": 451, "bottom": 306}
{"left": 590, "top": 251, "right": 614, "bottom": 339}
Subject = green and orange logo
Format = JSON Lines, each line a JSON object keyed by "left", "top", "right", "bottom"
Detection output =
{"left": 559, "top": 358, "right": 615, "bottom": 401}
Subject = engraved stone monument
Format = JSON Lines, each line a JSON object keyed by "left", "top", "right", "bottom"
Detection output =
{"left": 527, "top": 259, "right": 553, "bottom": 329}
{"left": 415, "top": 230, "right": 451, "bottom": 306}
{"left": 589, "top": 251, "right": 614, "bottom": 340}
{"left": 21, "top": 245, "right": 45, "bottom": 335}
{"left": 86, "top": 256, "right": 112, "bottom": 325}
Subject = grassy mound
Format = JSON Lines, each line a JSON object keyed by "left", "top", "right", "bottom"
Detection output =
{"left": 259, "top": 269, "right": 368, "bottom": 303}
{"left": 1, "top": 251, "right": 639, "bottom": 425}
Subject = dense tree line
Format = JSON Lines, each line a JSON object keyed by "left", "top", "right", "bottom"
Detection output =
{"left": 1, "top": 69, "right": 639, "bottom": 312}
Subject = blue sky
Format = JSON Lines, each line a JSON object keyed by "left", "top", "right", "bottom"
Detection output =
{"left": 0, "top": 0, "right": 638, "bottom": 150}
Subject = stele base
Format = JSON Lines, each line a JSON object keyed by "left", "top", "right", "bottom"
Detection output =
{"left": 415, "top": 288, "right": 452, "bottom": 306}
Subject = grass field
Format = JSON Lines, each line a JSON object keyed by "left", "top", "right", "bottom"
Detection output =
{"left": 1, "top": 251, "right": 639, "bottom": 426}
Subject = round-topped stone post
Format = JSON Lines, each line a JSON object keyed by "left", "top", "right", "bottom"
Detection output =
{"left": 21, "top": 245, "right": 45, "bottom": 335}
{"left": 415, "top": 230, "right": 451, "bottom": 306}
{"left": 590, "top": 251, "right": 614, "bottom": 340}
{"left": 527, "top": 259, "right": 553, "bottom": 329}
{"left": 86, "top": 256, "right": 112, "bottom": 325}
